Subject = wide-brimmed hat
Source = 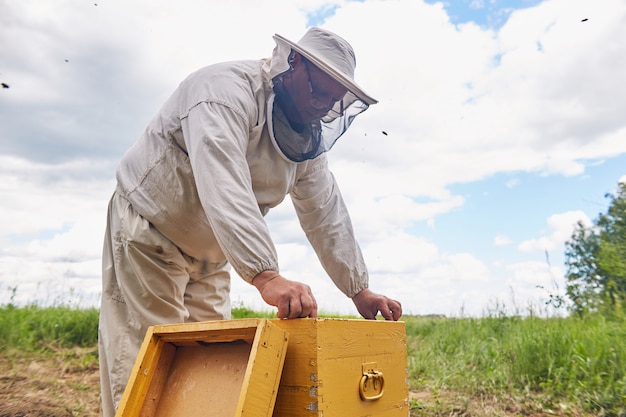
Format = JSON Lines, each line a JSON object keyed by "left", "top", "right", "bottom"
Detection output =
{"left": 273, "top": 27, "right": 377, "bottom": 105}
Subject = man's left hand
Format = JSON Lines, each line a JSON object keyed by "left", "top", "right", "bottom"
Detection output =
{"left": 352, "top": 289, "right": 402, "bottom": 321}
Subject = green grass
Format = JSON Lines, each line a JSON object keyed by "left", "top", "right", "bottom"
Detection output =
{"left": 0, "top": 304, "right": 99, "bottom": 351}
{"left": 0, "top": 302, "right": 351, "bottom": 352}
{"left": 1, "top": 303, "right": 624, "bottom": 415}
{"left": 405, "top": 313, "right": 626, "bottom": 416}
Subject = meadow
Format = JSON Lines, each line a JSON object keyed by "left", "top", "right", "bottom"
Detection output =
{"left": 0, "top": 303, "right": 624, "bottom": 416}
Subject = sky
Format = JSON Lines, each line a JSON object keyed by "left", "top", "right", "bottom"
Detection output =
{"left": 1, "top": 0, "right": 625, "bottom": 317}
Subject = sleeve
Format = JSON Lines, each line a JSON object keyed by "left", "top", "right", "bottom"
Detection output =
{"left": 181, "top": 100, "right": 278, "bottom": 282}
{"left": 290, "top": 156, "right": 369, "bottom": 297}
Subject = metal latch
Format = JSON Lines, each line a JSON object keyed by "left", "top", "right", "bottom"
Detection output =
{"left": 359, "top": 362, "right": 384, "bottom": 401}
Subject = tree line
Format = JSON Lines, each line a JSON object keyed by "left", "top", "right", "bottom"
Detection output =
{"left": 565, "top": 181, "right": 626, "bottom": 316}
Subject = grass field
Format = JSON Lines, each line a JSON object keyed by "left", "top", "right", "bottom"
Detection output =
{"left": 0, "top": 303, "right": 625, "bottom": 416}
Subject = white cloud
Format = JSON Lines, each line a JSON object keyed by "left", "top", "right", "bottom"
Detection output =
{"left": 1, "top": 0, "right": 625, "bottom": 317}
{"left": 505, "top": 178, "right": 520, "bottom": 188}
{"left": 518, "top": 210, "right": 591, "bottom": 252}
{"left": 364, "top": 233, "right": 441, "bottom": 273}
{"left": 502, "top": 259, "right": 566, "bottom": 315}
{"left": 494, "top": 234, "right": 513, "bottom": 246}
{"left": 322, "top": 0, "right": 626, "bottom": 203}
{"left": 0, "top": 155, "right": 113, "bottom": 240}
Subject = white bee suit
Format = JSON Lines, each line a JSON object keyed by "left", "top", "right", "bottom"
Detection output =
{"left": 98, "top": 55, "right": 369, "bottom": 415}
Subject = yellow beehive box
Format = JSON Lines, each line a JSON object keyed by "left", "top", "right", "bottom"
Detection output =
{"left": 115, "top": 318, "right": 289, "bottom": 417}
{"left": 271, "top": 318, "right": 408, "bottom": 417}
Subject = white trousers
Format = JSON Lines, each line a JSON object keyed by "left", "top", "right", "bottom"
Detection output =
{"left": 98, "top": 192, "right": 231, "bottom": 417}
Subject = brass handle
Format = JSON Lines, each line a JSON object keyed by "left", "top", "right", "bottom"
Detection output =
{"left": 359, "top": 370, "right": 384, "bottom": 401}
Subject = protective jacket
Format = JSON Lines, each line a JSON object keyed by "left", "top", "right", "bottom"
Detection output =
{"left": 115, "top": 58, "right": 368, "bottom": 298}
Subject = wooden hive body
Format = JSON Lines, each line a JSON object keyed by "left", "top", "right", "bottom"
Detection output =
{"left": 271, "top": 318, "right": 408, "bottom": 417}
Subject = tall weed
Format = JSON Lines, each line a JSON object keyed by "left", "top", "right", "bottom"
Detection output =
{"left": 406, "top": 313, "right": 626, "bottom": 415}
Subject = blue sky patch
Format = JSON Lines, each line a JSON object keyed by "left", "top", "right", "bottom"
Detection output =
{"left": 408, "top": 154, "right": 625, "bottom": 263}
{"left": 424, "top": 0, "right": 544, "bottom": 28}
{"left": 306, "top": 4, "right": 341, "bottom": 27}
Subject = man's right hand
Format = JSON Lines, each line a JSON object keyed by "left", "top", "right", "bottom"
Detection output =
{"left": 252, "top": 271, "right": 318, "bottom": 319}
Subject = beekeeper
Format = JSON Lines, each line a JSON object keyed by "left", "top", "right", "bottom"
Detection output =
{"left": 99, "top": 26, "right": 403, "bottom": 416}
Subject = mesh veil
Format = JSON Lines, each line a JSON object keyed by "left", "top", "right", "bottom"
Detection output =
{"left": 269, "top": 82, "right": 369, "bottom": 163}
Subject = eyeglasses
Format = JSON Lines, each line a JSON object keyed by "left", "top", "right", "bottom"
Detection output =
{"left": 302, "top": 59, "right": 343, "bottom": 113}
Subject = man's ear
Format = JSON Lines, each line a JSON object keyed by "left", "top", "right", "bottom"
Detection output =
{"left": 289, "top": 51, "right": 303, "bottom": 69}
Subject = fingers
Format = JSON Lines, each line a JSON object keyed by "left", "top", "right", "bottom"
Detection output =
{"left": 378, "top": 303, "right": 394, "bottom": 321}
{"left": 261, "top": 275, "right": 402, "bottom": 321}
{"left": 264, "top": 279, "right": 318, "bottom": 319}
{"left": 390, "top": 300, "right": 403, "bottom": 321}
{"left": 276, "top": 298, "right": 290, "bottom": 319}
{"left": 379, "top": 298, "right": 402, "bottom": 321}
{"left": 276, "top": 295, "right": 318, "bottom": 319}
{"left": 284, "top": 292, "right": 318, "bottom": 319}
{"left": 300, "top": 289, "right": 318, "bottom": 318}
{"left": 361, "top": 307, "right": 377, "bottom": 320}
{"left": 353, "top": 290, "right": 403, "bottom": 321}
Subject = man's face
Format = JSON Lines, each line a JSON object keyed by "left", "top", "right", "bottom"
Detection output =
{"left": 284, "top": 54, "right": 348, "bottom": 123}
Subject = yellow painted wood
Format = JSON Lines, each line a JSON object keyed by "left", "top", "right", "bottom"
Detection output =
{"left": 115, "top": 326, "right": 165, "bottom": 417}
{"left": 271, "top": 318, "right": 409, "bottom": 417}
{"left": 237, "top": 319, "right": 289, "bottom": 417}
{"left": 138, "top": 342, "right": 175, "bottom": 417}
{"left": 115, "top": 319, "right": 289, "bottom": 417}
{"left": 152, "top": 318, "right": 267, "bottom": 344}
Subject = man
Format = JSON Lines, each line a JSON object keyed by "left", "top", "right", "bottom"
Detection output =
{"left": 99, "top": 27, "right": 402, "bottom": 416}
